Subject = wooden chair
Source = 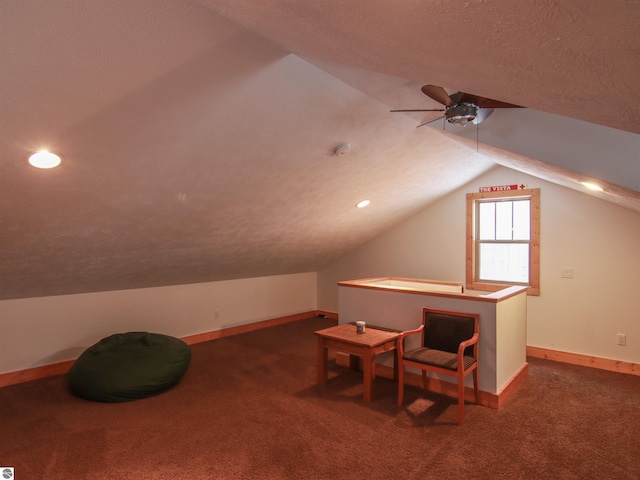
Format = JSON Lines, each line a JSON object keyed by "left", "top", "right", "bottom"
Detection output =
{"left": 397, "top": 307, "right": 479, "bottom": 425}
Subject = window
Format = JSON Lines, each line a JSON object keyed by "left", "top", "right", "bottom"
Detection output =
{"left": 466, "top": 189, "right": 540, "bottom": 295}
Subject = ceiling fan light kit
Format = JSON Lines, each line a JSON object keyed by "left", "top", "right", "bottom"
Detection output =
{"left": 445, "top": 103, "right": 478, "bottom": 125}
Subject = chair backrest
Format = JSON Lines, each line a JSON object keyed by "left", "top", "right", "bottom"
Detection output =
{"left": 422, "top": 308, "right": 478, "bottom": 356}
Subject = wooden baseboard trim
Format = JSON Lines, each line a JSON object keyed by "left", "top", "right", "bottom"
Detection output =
{"left": 315, "top": 310, "right": 339, "bottom": 321}
{"left": 0, "top": 360, "right": 77, "bottom": 389}
{"left": 0, "top": 311, "right": 319, "bottom": 389}
{"left": 527, "top": 346, "right": 639, "bottom": 376}
{"left": 334, "top": 352, "right": 527, "bottom": 409}
{"left": 495, "top": 362, "right": 529, "bottom": 408}
{"left": 181, "top": 311, "right": 317, "bottom": 345}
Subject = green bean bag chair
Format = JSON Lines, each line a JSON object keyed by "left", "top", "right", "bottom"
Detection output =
{"left": 68, "top": 332, "right": 191, "bottom": 402}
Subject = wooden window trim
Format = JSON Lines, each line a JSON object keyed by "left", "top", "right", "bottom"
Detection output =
{"left": 466, "top": 188, "right": 540, "bottom": 296}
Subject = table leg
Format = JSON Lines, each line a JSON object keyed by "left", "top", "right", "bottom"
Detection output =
{"left": 317, "top": 338, "right": 327, "bottom": 386}
{"left": 349, "top": 354, "right": 359, "bottom": 371}
{"left": 392, "top": 347, "right": 398, "bottom": 381}
{"left": 362, "top": 350, "right": 374, "bottom": 402}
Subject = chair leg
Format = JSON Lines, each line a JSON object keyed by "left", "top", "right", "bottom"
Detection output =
{"left": 473, "top": 368, "right": 479, "bottom": 404}
{"left": 397, "top": 365, "right": 404, "bottom": 406}
{"left": 457, "top": 370, "right": 465, "bottom": 426}
{"left": 421, "top": 371, "right": 428, "bottom": 390}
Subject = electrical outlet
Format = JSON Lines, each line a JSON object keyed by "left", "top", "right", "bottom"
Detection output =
{"left": 560, "top": 267, "right": 574, "bottom": 278}
{"left": 617, "top": 334, "right": 626, "bottom": 346}
{"left": 214, "top": 310, "right": 219, "bottom": 320}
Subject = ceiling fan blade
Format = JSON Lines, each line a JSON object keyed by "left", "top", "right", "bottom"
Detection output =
{"left": 449, "top": 92, "right": 465, "bottom": 104}
{"left": 421, "top": 85, "right": 454, "bottom": 107}
{"left": 417, "top": 116, "right": 445, "bottom": 128}
{"left": 458, "top": 92, "right": 522, "bottom": 109}
{"left": 473, "top": 108, "right": 494, "bottom": 125}
{"left": 390, "top": 109, "right": 445, "bottom": 112}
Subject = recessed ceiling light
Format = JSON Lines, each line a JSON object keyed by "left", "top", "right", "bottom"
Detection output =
{"left": 580, "top": 181, "right": 603, "bottom": 192}
{"left": 356, "top": 199, "right": 370, "bottom": 208}
{"left": 28, "top": 150, "right": 62, "bottom": 169}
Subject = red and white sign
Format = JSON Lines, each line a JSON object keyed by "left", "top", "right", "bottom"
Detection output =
{"left": 479, "top": 184, "right": 526, "bottom": 192}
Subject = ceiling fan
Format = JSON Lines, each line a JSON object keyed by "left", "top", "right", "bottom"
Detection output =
{"left": 391, "top": 85, "right": 523, "bottom": 127}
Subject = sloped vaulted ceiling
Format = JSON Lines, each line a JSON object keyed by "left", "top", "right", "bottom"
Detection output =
{"left": 199, "top": 0, "right": 640, "bottom": 134}
{"left": 0, "top": 0, "right": 638, "bottom": 300}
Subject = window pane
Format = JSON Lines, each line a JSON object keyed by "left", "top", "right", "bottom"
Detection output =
{"left": 479, "top": 243, "right": 529, "bottom": 283}
{"left": 478, "top": 202, "right": 495, "bottom": 240}
{"left": 495, "top": 201, "right": 513, "bottom": 240}
{"left": 513, "top": 200, "right": 530, "bottom": 240}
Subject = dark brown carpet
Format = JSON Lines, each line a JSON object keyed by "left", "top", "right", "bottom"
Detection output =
{"left": 1, "top": 316, "right": 639, "bottom": 479}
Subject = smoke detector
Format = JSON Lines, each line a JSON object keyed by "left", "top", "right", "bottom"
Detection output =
{"left": 331, "top": 143, "right": 351, "bottom": 157}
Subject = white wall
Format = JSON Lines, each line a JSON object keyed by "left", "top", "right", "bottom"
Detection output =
{"left": 318, "top": 167, "right": 640, "bottom": 363}
{"left": 0, "top": 272, "right": 317, "bottom": 374}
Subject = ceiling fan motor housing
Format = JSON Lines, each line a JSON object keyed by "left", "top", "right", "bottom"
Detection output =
{"left": 445, "top": 102, "right": 478, "bottom": 124}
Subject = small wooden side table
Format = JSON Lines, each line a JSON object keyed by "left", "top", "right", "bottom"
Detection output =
{"left": 315, "top": 323, "right": 400, "bottom": 402}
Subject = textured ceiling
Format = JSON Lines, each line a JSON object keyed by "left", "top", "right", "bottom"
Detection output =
{"left": 1, "top": 0, "right": 639, "bottom": 300}
{"left": 200, "top": 0, "right": 640, "bottom": 134}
